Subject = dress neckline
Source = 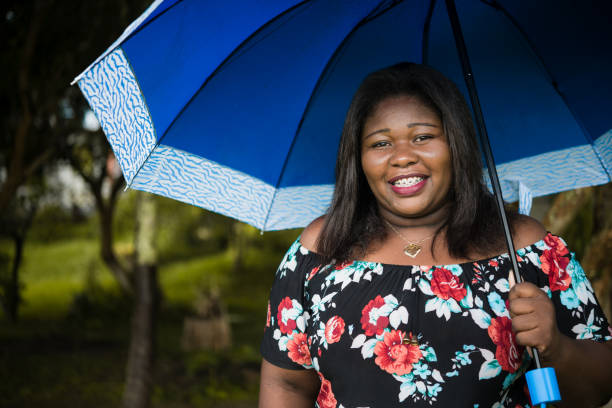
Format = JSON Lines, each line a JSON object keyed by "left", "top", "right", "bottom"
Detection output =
{"left": 297, "top": 233, "right": 552, "bottom": 269}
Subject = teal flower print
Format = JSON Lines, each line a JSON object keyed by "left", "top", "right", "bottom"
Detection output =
{"left": 487, "top": 292, "right": 507, "bottom": 317}
{"left": 560, "top": 287, "right": 580, "bottom": 309}
{"left": 412, "top": 362, "right": 431, "bottom": 379}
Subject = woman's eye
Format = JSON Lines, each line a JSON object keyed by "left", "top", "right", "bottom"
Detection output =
{"left": 414, "top": 135, "right": 433, "bottom": 142}
{"left": 371, "top": 141, "right": 390, "bottom": 148}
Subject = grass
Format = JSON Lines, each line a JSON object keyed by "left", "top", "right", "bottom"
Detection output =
{"left": 16, "top": 238, "right": 116, "bottom": 319}
{"left": 0, "top": 220, "right": 295, "bottom": 408}
{"left": 160, "top": 252, "right": 233, "bottom": 307}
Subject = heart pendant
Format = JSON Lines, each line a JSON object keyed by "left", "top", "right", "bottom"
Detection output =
{"left": 404, "top": 244, "right": 421, "bottom": 258}
{"left": 402, "top": 337, "right": 419, "bottom": 346}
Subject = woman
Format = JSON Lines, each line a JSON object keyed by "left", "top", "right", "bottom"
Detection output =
{"left": 258, "top": 63, "right": 612, "bottom": 407}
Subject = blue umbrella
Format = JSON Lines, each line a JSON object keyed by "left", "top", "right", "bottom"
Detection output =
{"left": 72, "top": 0, "right": 611, "bottom": 232}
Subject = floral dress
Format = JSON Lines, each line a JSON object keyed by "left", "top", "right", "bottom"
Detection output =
{"left": 260, "top": 233, "right": 611, "bottom": 407}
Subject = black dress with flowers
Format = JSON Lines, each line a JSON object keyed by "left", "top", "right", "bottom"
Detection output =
{"left": 261, "top": 233, "right": 611, "bottom": 408}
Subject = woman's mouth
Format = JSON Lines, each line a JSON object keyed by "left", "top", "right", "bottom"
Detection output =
{"left": 389, "top": 176, "right": 428, "bottom": 195}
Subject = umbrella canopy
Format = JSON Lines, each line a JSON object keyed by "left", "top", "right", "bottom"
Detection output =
{"left": 73, "top": 0, "right": 612, "bottom": 231}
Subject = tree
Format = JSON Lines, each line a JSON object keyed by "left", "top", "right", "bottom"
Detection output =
{"left": 1, "top": 0, "right": 150, "bottom": 316}
{"left": 67, "top": 130, "right": 132, "bottom": 293}
{"left": 3, "top": 2, "right": 160, "bottom": 406}
{"left": 0, "top": 194, "right": 38, "bottom": 322}
{"left": 122, "top": 191, "right": 159, "bottom": 408}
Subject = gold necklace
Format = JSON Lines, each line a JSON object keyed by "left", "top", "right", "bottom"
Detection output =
{"left": 385, "top": 220, "right": 435, "bottom": 258}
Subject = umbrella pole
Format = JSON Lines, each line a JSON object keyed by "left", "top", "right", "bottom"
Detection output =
{"left": 443, "top": 1, "right": 560, "bottom": 406}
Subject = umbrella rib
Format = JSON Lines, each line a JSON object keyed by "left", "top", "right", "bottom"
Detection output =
{"left": 122, "top": 0, "right": 313, "bottom": 206}
{"left": 153, "top": 0, "right": 312, "bottom": 151}
{"left": 121, "top": 0, "right": 186, "bottom": 45}
{"left": 72, "top": 0, "right": 185, "bottom": 85}
{"left": 121, "top": 49, "right": 162, "bottom": 190}
{"left": 124, "top": 0, "right": 325, "bottom": 202}
{"left": 261, "top": 0, "right": 406, "bottom": 230}
{"left": 421, "top": 0, "right": 437, "bottom": 65}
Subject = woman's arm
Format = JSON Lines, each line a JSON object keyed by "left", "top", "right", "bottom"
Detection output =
{"left": 509, "top": 282, "right": 612, "bottom": 407}
{"left": 508, "top": 217, "right": 612, "bottom": 406}
{"left": 259, "top": 359, "right": 320, "bottom": 408}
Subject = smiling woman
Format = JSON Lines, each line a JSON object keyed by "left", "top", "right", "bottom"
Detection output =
{"left": 258, "top": 63, "right": 612, "bottom": 408}
{"left": 360, "top": 95, "right": 452, "bottom": 226}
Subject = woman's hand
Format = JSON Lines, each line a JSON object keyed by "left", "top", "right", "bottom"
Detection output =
{"left": 508, "top": 281, "right": 563, "bottom": 361}
{"left": 508, "top": 281, "right": 612, "bottom": 407}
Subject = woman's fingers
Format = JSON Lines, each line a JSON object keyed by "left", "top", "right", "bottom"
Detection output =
{"left": 511, "top": 312, "right": 539, "bottom": 333}
{"left": 508, "top": 297, "right": 538, "bottom": 317}
{"left": 508, "top": 281, "right": 545, "bottom": 301}
{"left": 507, "top": 282, "right": 562, "bottom": 359}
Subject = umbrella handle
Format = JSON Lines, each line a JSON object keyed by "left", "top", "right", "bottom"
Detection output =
{"left": 443, "top": 0, "right": 562, "bottom": 405}
{"left": 526, "top": 367, "right": 561, "bottom": 407}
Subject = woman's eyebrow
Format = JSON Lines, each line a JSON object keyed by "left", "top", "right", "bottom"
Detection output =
{"left": 407, "top": 122, "right": 438, "bottom": 128}
{"left": 364, "top": 122, "right": 439, "bottom": 139}
{"left": 363, "top": 128, "right": 390, "bottom": 139}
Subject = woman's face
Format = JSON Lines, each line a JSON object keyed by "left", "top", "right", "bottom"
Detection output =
{"left": 360, "top": 95, "right": 452, "bottom": 222}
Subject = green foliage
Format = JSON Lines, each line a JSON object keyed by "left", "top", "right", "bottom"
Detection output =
{"left": 160, "top": 252, "right": 233, "bottom": 307}
{"left": 156, "top": 195, "right": 235, "bottom": 263}
{"left": 28, "top": 204, "right": 99, "bottom": 242}
{"left": 112, "top": 189, "right": 137, "bottom": 241}
{"left": 246, "top": 226, "right": 302, "bottom": 254}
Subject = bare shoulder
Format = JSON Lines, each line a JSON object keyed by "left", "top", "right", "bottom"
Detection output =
{"left": 299, "top": 215, "right": 326, "bottom": 252}
{"left": 512, "top": 214, "right": 547, "bottom": 249}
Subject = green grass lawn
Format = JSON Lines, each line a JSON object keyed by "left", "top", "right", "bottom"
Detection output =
{"left": 0, "top": 222, "right": 296, "bottom": 408}
{"left": 17, "top": 238, "right": 115, "bottom": 319}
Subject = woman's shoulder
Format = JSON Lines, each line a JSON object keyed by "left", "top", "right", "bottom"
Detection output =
{"left": 299, "top": 215, "right": 326, "bottom": 253}
{"left": 511, "top": 214, "right": 547, "bottom": 249}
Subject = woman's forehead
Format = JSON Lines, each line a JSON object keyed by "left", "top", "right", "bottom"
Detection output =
{"left": 364, "top": 96, "right": 441, "bottom": 129}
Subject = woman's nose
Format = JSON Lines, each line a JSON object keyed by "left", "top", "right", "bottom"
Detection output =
{"left": 390, "top": 143, "right": 418, "bottom": 167}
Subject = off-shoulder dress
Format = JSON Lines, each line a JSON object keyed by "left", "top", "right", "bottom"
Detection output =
{"left": 261, "top": 233, "right": 611, "bottom": 407}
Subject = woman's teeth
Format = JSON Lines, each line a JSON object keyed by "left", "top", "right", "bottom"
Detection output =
{"left": 393, "top": 177, "right": 424, "bottom": 187}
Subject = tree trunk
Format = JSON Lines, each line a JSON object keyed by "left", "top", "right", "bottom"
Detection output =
{"left": 541, "top": 187, "right": 593, "bottom": 234}
{"left": 5, "top": 234, "right": 24, "bottom": 323}
{"left": 122, "top": 192, "right": 158, "bottom": 408}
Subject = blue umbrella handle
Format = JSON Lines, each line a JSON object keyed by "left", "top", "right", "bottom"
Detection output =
{"left": 443, "top": 0, "right": 562, "bottom": 405}
{"left": 526, "top": 367, "right": 561, "bottom": 407}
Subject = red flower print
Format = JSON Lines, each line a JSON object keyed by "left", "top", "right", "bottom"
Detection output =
{"left": 488, "top": 260, "right": 499, "bottom": 267}
{"left": 266, "top": 301, "right": 271, "bottom": 328}
{"left": 488, "top": 316, "right": 521, "bottom": 373}
{"left": 540, "top": 249, "right": 571, "bottom": 291}
{"left": 317, "top": 373, "right": 337, "bottom": 408}
{"left": 430, "top": 268, "right": 467, "bottom": 301}
{"left": 335, "top": 261, "right": 353, "bottom": 270}
{"left": 360, "top": 295, "right": 390, "bottom": 336}
{"left": 324, "top": 316, "right": 345, "bottom": 344}
{"left": 308, "top": 265, "right": 321, "bottom": 280}
{"left": 374, "top": 330, "right": 422, "bottom": 375}
{"left": 287, "top": 333, "right": 312, "bottom": 366}
{"left": 277, "top": 297, "right": 297, "bottom": 334}
{"left": 544, "top": 234, "right": 569, "bottom": 257}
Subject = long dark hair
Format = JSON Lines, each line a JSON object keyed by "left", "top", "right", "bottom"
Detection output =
{"left": 317, "top": 62, "right": 516, "bottom": 262}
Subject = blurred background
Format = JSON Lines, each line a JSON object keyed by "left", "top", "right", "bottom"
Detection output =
{"left": 1, "top": 1, "right": 611, "bottom": 407}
